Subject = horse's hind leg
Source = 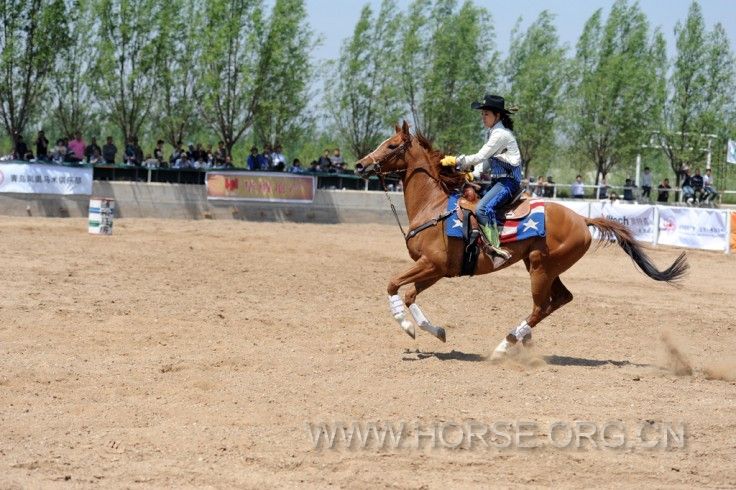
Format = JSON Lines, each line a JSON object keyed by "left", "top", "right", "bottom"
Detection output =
{"left": 404, "top": 279, "right": 446, "bottom": 343}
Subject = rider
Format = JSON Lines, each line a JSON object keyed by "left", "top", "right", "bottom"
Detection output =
{"left": 440, "top": 94, "right": 521, "bottom": 260}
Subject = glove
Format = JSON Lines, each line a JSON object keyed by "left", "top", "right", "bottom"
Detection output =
{"left": 465, "top": 172, "right": 474, "bottom": 182}
{"left": 440, "top": 155, "right": 456, "bottom": 167}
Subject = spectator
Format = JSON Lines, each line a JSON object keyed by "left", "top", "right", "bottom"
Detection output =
{"left": 174, "top": 152, "right": 190, "bottom": 168}
{"left": 317, "top": 149, "right": 332, "bottom": 171}
{"left": 657, "top": 178, "right": 671, "bottom": 203}
{"left": 289, "top": 158, "right": 304, "bottom": 173}
{"left": 51, "top": 139, "right": 67, "bottom": 164}
{"left": 572, "top": 175, "right": 585, "bottom": 199}
{"left": 124, "top": 137, "right": 137, "bottom": 165}
{"left": 35, "top": 130, "right": 49, "bottom": 161}
{"left": 102, "top": 136, "right": 117, "bottom": 164}
{"left": 641, "top": 166, "right": 653, "bottom": 201}
{"left": 262, "top": 143, "right": 274, "bottom": 170}
{"left": 223, "top": 155, "right": 234, "bottom": 169}
{"left": 215, "top": 141, "right": 227, "bottom": 164}
{"left": 703, "top": 168, "right": 718, "bottom": 204}
{"left": 690, "top": 167, "right": 704, "bottom": 202}
{"left": 680, "top": 167, "right": 694, "bottom": 203}
{"left": 308, "top": 160, "right": 320, "bottom": 173}
{"left": 533, "top": 176, "right": 545, "bottom": 197}
{"left": 133, "top": 137, "right": 144, "bottom": 165}
{"left": 13, "top": 133, "right": 30, "bottom": 160}
{"left": 85, "top": 137, "right": 101, "bottom": 164}
{"left": 247, "top": 146, "right": 264, "bottom": 171}
{"left": 623, "top": 178, "right": 636, "bottom": 202}
{"left": 543, "top": 176, "right": 555, "bottom": 198}
{"left": 608, "top": 191, "right": 620, "bottom": 205}
{"left": 68, "top": 131, "right": 85, "bottom": 162}
{"left": 597, "top": 177, "right": 609, "bottom": 199}
{"left": 143, "top": 153, "right": 159, "bottom": 168}
{"left": 169, "top": 142, "right": 184, "bottom": 167}
{"left": 272, "top": 144, "right": 286, "bottom": 171}
{"left": 153, "top": 140, "right": 165, "bottom": 165}
{"left": 330, "top": 147, "right": 344, "bottom": 169}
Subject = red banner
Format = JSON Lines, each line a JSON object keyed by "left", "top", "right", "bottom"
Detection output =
{"left": 206, "top": 171, "right": 315, "bottom": 203}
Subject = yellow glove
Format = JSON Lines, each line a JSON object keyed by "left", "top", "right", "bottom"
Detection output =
{"left": 465, "top": 172, "right": 474, "bottom": 182}
{"left": 440, "top": 155, "right": 457, "bottom": 167}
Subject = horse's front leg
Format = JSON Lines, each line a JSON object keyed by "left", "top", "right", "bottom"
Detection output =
{"left": 403, "top": 278, "right": 445, "bottom": 342}
{"left": 387, "top": 257, "right": 441, "bottom": 340}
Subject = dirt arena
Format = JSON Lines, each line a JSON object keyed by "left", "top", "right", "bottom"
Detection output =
{"left": 1, "top": 216, "right": 735, "bottom": 488}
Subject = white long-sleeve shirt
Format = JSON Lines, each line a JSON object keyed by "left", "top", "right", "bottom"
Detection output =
{"left": 457, "top": 121, "right": 521, "bottom": 177}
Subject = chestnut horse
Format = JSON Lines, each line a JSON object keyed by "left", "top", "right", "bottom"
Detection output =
{"left": 355, "top": 121, "right": 688, "bottom": 359}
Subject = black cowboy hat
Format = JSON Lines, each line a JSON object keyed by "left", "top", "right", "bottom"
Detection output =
{"left": 471, "top": 94, "right": 512, "bottom": 113}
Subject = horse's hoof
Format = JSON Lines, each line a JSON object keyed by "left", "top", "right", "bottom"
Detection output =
{"left": 400, "top": 319, "right": 415, "bottom": 339}
{"left": 490, "top": 339, "right": 517, "bottom": 361}
{"left": 418, "top": 322, "right": 446, "bottom": 343}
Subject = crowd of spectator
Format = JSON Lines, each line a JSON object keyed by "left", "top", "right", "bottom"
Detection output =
{"left": 11, "top": 130, "right": 355, "bottom": 176}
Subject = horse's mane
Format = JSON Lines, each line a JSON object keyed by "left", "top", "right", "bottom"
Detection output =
{"left": 414, "top": 131, "right": 467, "bottom": 194}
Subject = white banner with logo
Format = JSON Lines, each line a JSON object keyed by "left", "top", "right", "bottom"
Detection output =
{"left": 727, "top": 139, "right": 736, "bottom": 164}
{"left": 0, "top": 163, "right": 93, "bottom": 195}
{"left": 589, "top": 201, "right": 656, "bottom": 243}
{"left": 657, "top": 207, "right": 728, "bottom": 252}
{"left": 557, "top": 200, "right": 590, "bottom": 218}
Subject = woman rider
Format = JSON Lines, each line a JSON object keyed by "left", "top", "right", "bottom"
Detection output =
{"left": 440, "top": 94, "right": 521, "bottom": 260}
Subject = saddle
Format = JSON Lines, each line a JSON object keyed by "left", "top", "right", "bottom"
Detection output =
{"left": 455, "top": 188, "right": 532, "bottom": 276}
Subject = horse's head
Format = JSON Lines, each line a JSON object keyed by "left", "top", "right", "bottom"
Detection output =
{"left": 355, "top": 120, "right": 412, "bottom": 178}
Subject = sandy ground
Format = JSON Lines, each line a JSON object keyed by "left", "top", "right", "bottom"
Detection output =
{"left": 1, "top": 217, "right": 736, "bottom": 488}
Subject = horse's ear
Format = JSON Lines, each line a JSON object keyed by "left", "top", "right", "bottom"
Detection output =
{"left": 394, "top": 123, "right": 402, "bottom": 134}
{"left": 401, "top": 120, "right": 410, "bottom": 136}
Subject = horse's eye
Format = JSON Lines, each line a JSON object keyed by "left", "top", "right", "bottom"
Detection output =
{"left": 387, "top": 144, "right": 398, "bottom": 150}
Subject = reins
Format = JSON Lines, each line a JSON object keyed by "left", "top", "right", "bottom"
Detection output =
{"left": 369, "top": 150, "right": 452, "bottom": 242}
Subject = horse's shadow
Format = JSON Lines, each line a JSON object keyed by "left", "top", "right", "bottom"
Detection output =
{"left": 401, "top": 351, "right": 653, "bottom": 368}
{"left": 543, "top": 355, "right": 652, "bottom": 369}
{"left": 402, "top": 349, "right": 486, "bottom": 362}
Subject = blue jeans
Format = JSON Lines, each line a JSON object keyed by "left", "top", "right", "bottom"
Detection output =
{"left": 477, "top": 178, "right": 519, "bottom": 227}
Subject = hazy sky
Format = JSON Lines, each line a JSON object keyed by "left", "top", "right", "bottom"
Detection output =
{"left": 304, "top": 0, "right": 736, "bottom": 63}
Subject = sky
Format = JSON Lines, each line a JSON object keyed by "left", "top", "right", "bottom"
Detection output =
{"left": 304, "top": 0, "right": 736, "bottom": 63}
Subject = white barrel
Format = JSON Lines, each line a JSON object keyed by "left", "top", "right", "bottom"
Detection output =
{"left": 88, "top": 197, "right": 115, "bottom": 235}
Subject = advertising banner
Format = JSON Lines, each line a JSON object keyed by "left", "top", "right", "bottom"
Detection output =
{"left": 589, "top": 201, "right": 656, "bottom": 243}
{"left": 206, "top": 171, "right": 316, "bottom": 203}
{"left": 658, "top": 207, "right": 728, "bottom": 252}
{"left": 0, "top": 163, "right": 93, "bottom": 195}
{"left": 730, "top": 211, "right": 736, "bottom": 253}
{"left": 557, "top": 200, "right": 590, "bottom": 218}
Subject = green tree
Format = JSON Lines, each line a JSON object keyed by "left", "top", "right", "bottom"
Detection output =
{"left": 49, "top": 0, "right": 96, "bottom": 139}
{"left": 657, "top": 2, "right": 734, "bottom": 183}
{"left": 398, "top": 0, "right": 496, "bottom": 152}
{"left": 91, "top": 0, "right": 166, "bottom": 142}
{"left": 566, "top": 0, "right": 666, "bottom": 184}
{"left": 155, "top": 0, "right": 201, "bottom": 148}
{"left": 503, "top": 10, "right": 567, "bottom": 177}
{"left": 326, "top": 0, "right": 404, "bottom": 159}
{"left": 197, "top": 0, "right": 265, "bottom": 156}
{"left": 0, "top": 0, "right": 69, "bottom": 143}
{"left": 252, "top": 0, "right": 316, "bottom": 150}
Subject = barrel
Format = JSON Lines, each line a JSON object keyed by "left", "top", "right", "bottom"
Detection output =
{"left": 88, "top": 197, "right": 115, "bottom": 235}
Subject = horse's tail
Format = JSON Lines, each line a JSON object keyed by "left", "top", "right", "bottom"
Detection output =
{"left": 584, "top": 217, "right": 689, "bottom": 283}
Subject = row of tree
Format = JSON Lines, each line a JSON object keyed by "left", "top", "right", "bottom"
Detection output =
{"left": 0, "top": 0, "right": 733, "bottom": 184}
{"left": 332, "top": 0, "right": 734, "bottom": 184}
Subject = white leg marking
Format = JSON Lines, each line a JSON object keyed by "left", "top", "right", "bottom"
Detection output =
{"left": 388, "top": 295, "right": 415, "bottom": 338}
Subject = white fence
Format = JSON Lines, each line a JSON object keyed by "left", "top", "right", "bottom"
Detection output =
{"left": 556, "top": 200, "right": 733, "bottom": 254}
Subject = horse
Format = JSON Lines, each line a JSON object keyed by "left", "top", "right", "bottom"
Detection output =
{"left": 355, "top": 121, "right": 689, "bottom": 359}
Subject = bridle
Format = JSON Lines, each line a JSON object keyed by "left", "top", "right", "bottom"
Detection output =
{"left": 358, "top": 134, "right": 449, "bottom": 242}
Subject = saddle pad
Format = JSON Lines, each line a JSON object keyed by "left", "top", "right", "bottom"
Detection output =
{"left": 500, "top": 200, "right": 546, "bottom": 244}
{"left": 445, "top": 193, "right": 464, "bottom": 238}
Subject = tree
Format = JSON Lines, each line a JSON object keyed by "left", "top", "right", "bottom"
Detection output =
{"left": 397, "top": 0, "right": 496, "bottom": 152}
{"left": 657, "top": 2, "right": 735, "bottom": 183}
{"left": 566, "top": 0, "right": 666, "bottom": 184}
{"left": 504, "top": 10, "right": 566, "bottom": 177}
{"left": 90, "top": 0, "right": 167, "bottom": 142}
{"left": 155, "top": 0, "right": 202, "bottom": 148}
{"left": 49, "top": 0, "right": 96, "bottom": 139}
{"left": 197, "top": 0, "right": 265, "bottom": 156}
{"left": 0, "top": 0, "right": 69, "bottom": 142}
{"left": 326, "top": 0, "right": 404, "bottom": 159}
{"left": 252, "top": 0, "right": 316, "bottom": 150}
